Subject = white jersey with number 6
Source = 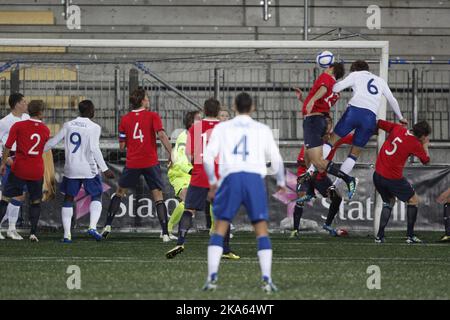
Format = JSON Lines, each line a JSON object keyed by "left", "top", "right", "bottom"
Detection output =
{"left": 203, "top": 114, "right": 285, "bottom": 187}
{"left": 45, "top": 117, "right": 108, "bottom": 179}
{"left": 333, "top": 70, "right": 403, "bottom": 119}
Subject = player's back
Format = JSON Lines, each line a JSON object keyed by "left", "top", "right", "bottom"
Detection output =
{"left": 302, "top": 72, "right": 338, "bottom": 115}
{"left": 212, "top": 115, "right": 279, "bottom": 179}
{"left": 63, "top": 117, "right": 101, "bottom": 178}
{"left": 344, "top": 71, "right": 388, "bottom": 115}
{"left": 119, "top": 109, "right": 163, "bottom": 169}
{"left": 188, "top": 118, "right": 220, "bottom": 187}
{"left": 7, "top": 119, "right": 50, "bottom": 181}
{"left": 376, "top": 123, "right": 429, "bottom": 180}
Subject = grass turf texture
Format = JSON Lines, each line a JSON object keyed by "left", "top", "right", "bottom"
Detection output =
{"left": 0, "top": 231, "right": 448, "bottom": 299}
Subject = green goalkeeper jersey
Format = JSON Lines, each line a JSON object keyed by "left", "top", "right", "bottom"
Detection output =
{"left": 168, "top": 130, "right": 192, "bottom": 182}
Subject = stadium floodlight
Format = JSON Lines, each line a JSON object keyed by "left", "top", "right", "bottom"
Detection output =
{"left": 0, "top": 38, "right": 389, "bottom": 235}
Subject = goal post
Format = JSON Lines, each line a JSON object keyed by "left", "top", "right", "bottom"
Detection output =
{"left": 0, "top": 38, "right": 388, "bottom": 233}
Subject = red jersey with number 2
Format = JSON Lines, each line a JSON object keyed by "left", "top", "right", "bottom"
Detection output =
{"left": 119, "top": 109, "right": 163, "bottom": 169}
{"left": 187, "top": 119, "right": 220, "bottom": 188}
{"left": 302, "top": 72, "right": 340, "bottom": 116}
{"left": 376, "top": 120, "right": 430, "bottom": 180}
{"left": 5, "top": 119, "right": 50, "bottom": 181}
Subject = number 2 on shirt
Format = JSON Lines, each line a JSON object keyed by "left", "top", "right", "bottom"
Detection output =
{"left": 233, "top": 135, "right": 249, "bottom": 161}
{"left": 133, "top": 122, "right": 144, "bottom": 143}
{"left": 28, "top": 133, "right": 41, "bottom": 155}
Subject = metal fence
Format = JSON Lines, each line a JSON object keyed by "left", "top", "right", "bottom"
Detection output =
{"left": 0, "top": 62, "right": 449, "bottom": 141}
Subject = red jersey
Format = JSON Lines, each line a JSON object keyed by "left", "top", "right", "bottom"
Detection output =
{"left": 187, "top": 119, "right": 220, "bottom": 188}
{"left": 302, "top": 72, "right": 339, "bottom": 116}
{"left": 5, "top": 119, "right": 50, "bottom": 181}
{"left": 119, "top": 109, "right": 163, "bottom": 169}
{"left": 296, "top": 134, "right": 354, "bottom": 178}
{"left": 376, "top": 120, "right": 430, "bottom": 180}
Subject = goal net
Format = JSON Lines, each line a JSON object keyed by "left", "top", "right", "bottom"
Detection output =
{"left": 0, "top": 39, "right": 389, "bottom": 233}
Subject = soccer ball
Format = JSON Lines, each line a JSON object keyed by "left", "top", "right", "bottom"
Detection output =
{"left": 316, "top": 50, "right": 335, "bottom": 68}
{"left": 336, "top": 228, "right": 348, "bottom": 237}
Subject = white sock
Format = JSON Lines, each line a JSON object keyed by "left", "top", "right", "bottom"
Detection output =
{"left": 207, "top": 245, "right": 223, "bottom": 281}
{"left": 339, "top": 156, "right": 357, "bottom": 175}
{"left": 323, "top": 143, "right": 332, "bottom": 159}
{"left": 61, "top": 207, "right": 73, "bottom": 239}
{"left": 7, "top": 204, "right": 20, "bottom": 231}
{"left": 89, "top": 200, "right": 102, "bottom": 230}
{"left": 257, "top": 249, "right": 273, "bottom": 282}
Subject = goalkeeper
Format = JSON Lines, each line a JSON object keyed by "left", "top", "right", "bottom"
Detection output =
{"left": 167, "top": 111, "right": 202, "bottom": 236}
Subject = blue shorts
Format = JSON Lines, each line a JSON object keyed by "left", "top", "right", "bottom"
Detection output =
{"left": 373, "top": 172, "right": 415, "bottom": 203}
{"left": 185, "top": 185, "right": 209, "bottom": 211}
{"left": 118, "top": 165, "right": 164, "bottom": 190}
{"left": 213, "top": 172, "right": 269, "bottom": 223}
{"left": 303, "top": 115, "right": 328, "bottom": 149}
{"left": 334, "top": 105, "right": 377, "bottom": 148}
{"left": 60, "top": 175, "right": 103, "bottom": 198}
{"left": 3, "top": 172, "right": 43, "bottom": 202}
{"left": 1, "top": 165, "right": 27, "bottom": 193}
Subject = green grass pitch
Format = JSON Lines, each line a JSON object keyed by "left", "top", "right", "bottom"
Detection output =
{"left": 0, "top": 231, "right": 448, "bottom": 299}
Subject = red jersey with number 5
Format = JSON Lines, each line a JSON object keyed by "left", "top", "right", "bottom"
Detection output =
{"left": 119, "top": 109, "right": 163, "bottom": 168}
{"left": 376, "top": 120, "right": 430, "bottom": 180}
{"left": 5, "top": 119, "right": 50, "bottom": 181}
{"left": 302, "top": 72, "right": 340, "bottom": 116}
{"left": 187, "top": 119, "right": 220, "bottom": 188}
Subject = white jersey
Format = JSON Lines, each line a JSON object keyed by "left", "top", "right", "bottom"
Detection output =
{"left": 0, "top": 112, "right": 30, "bottom": 155}
{"left": 203, "top": 115, "right": 285, "bottom": 187}
{"left": 45, "top": 117, "right": 108, "bottom": 179}
{"left": 333, "top": 70, "right": 403, "bottom": 119}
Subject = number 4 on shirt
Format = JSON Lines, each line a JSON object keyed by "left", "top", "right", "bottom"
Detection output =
{"left": 233, "top": 135, "right": 249, "bottom": 161}
{"left": 133, "top": 122, "right": 144, "bottom": 143}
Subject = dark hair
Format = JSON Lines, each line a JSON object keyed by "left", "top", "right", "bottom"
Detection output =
{"left": 129, "top": 87, "right": 147, "bottom": 109}
{"left": 184, "top": 110, "right": 200, "bottom": 130}
{"left": 235, "top": 92, "right": 252, "bottom": 113}
{"left": 331, "top": 62, "right": 345, "bottom": 80}
{"left": 203, "top": 98, "right": 221, "bottom": 117}
{"left": 350, "top": 60, "right": 369, "bottom": 72}
{"left": 78, "top": 99, "right": 95, "bottom": 118}
{"left": 28, "top": 100, "right": 45, "bottom": 117}
{"left": 412, "top": 121, "right": 431, "bottom": 138}
{"left": 8, "top": 92, "right": 24, "bottom": 109}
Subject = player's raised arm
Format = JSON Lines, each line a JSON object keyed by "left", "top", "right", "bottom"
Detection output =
{"left": 377, "top": 119, "right": 397, "bottom": 133}
{"left": 332, "top": 71, "right": 356, "bottom": 93}
{"left": 44, "top": 124, "right": 66, "bottom": 152}
{"left": 264, "top": 127, "right": 286, "bottom": 188}
{"left": 380, "top": 79, "right": 407, "bottom": 125}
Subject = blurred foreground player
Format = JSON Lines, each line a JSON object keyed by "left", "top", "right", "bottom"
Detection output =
{"left": 202, "top": 92, "right": 286, "bottom": 293}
